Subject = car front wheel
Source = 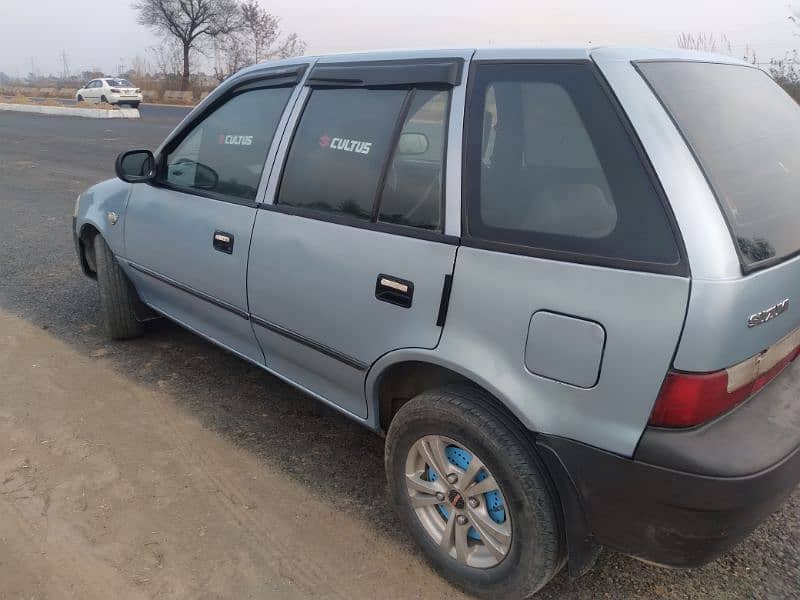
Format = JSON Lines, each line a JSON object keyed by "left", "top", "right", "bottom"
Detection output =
{"left": 385, "top": 384, "right": 565, "bottom": 598}
{"left": 93, "top": 235, "right": 143, "bottom": 340}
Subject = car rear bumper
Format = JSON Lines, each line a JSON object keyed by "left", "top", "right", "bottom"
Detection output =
{"left": 108, "top": 94, "right": 143, "bottom": 104}
{"left": 537, "top": 357, "right": 800, "bottom": 568}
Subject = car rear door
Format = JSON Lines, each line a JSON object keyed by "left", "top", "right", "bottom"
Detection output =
{"left": 247, "top": 58, "right": 466, "bottom": 418}
{"left": 123, "top": 68, "right": 303, "bottom": 363}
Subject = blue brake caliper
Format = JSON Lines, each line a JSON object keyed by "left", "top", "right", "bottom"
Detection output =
{"left": 427, "top": 445, "right": 506, "bottom": 541}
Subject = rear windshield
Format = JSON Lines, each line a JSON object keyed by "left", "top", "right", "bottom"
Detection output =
{"left": 638, "top": 61, "right": 800, "bottom": 269}
{"left": 107, "top": 79, "right": 133, "bottom": 87}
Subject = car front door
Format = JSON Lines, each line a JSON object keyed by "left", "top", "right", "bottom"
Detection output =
{"left": 248, "top": 59, "right": 464, "bottom": 417}
{"left": 85, "top": 80, "right": 99, "bottom": 101}
{"left": 123, "top": 73, "right": 300, "bottom": 362}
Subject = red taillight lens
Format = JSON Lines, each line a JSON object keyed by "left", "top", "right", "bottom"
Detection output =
{"left": 650, "top": 334, "right": 800, "bottom": 428}
{"left": 649, "top": 370, "right": 749, "bottom": 427}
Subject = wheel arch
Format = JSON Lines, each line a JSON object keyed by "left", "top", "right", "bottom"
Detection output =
{"left": 366, "top": 350, "right": 532, "bottom": 436}
{"left": 77, "top": 223, "right": 102, "bottom": 278}
{"left": 368, "top": 350, "right": 600, "bottom": 577}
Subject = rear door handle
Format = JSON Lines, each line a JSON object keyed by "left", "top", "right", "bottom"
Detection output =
{"left": 213, "top": 231, "right": 234, "bottom": 254}
{"left": 375, "top": 274, "right": 414, "bottom": 308}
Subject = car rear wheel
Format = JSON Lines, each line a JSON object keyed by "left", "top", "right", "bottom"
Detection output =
{"left": 100, "top": 94, "right": 108, "bottom": 104}
{"left": 94, "top": 235, "right": 143, "bottom": 340}
{"left": 76, "top": 94, "right": 83, "bottom": 102}
{"left": 385, "top": 384, "right": 564, "bottom": 598}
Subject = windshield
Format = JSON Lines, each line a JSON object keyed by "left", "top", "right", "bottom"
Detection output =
{"left": 638, "top": 61, "right": 800, "bottom": 270}
{"left": 106, "top": 79, "right": 134, "bottom": 87}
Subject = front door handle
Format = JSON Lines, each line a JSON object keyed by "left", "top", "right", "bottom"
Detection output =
{"left": 213, "top": 231, "right": 234, "bottom": 254}
{"left": 375, "top": 274, "right": 414, "bottom": 308}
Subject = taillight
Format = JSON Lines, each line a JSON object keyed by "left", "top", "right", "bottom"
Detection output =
{"left": 110, "top": 88, "right": 121, "bottom": 93}
{"left": 650, "top": 328, "right": 800, "bottom": 428}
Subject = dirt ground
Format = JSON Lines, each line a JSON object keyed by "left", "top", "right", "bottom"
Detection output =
{"left": 0, "top": 308, "right": 467, "bottom": 600}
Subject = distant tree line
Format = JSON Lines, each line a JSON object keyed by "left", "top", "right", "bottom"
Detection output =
{"left": 132, "top": 0, "right": 306, "bottom": 89}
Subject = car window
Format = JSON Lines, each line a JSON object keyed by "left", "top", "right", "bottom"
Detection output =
{"left": 107, "top": 79, "right": 133, "bottom": 87}
{"left": 163, "top": 86, "right": 293, "bottom": 202}
{"left": 638, "top": 61, "right": 800, "bottom": 269}
{"left": 277, "top": 88, "right": 408, "bottom": 220}
{"left": 378, "top": 89, "right": 449, "bottom": 230}
{"left": 464, "top": 62, "right": 680, "bottom": 266}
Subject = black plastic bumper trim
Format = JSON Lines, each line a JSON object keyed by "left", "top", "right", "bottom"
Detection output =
{"left": 538, "top": 433, "right": 800, "bottom": 568}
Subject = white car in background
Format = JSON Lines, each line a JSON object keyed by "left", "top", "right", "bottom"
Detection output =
{"left": 76, "top": 78, "right": 142, "bottom": 108}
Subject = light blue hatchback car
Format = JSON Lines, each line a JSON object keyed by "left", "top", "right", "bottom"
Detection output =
{"left": 74, "top": 47, "right": 800, "bottom": 598}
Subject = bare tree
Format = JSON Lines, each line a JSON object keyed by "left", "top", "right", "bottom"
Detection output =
{"left": 676, "top": 32, "right": 733, "bottom": 54}
{"left": 213, "top": 34, "right": 250, "bottom": 82}
{"left": 133, "top": 0, "right": 241, "bottom": 88}
{"left": 241, "top": 0, "right": 279, "bottom": 62}
{"left": 275, "top": 32, "right": 306, "bottom": 59}
{"left": 214, "top": 3, "right": 306, "bottom": 81}
{"left": 147, "top": 42, "right": 183, "bottom": 76}
{"left": 60, "top": 50, "right": 71, "bottom": 80}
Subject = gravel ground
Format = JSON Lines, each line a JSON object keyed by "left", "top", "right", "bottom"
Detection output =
{"left": 0, "top": 109, "right": 797, "bottom": 599}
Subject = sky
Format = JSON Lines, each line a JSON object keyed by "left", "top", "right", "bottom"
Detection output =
{"left": 0, "top": 0, "right": 797, "bottom": 77}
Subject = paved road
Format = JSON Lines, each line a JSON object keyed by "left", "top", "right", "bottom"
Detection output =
{"left": 0, "top": 108, "right": 798, "bottom": 599}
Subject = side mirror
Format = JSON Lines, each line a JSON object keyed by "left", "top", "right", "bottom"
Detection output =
{"left": 115, "top": 149, "right": 155, "bottom": 183}
{"left": 397, "top": 132, "right": 429, "bottom": 156}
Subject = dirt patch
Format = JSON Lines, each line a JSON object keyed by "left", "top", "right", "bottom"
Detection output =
{"left": 0, "top": 308, "right": 466, "bottom": 600}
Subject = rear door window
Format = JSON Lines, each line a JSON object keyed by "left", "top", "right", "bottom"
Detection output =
{"left": 464, "top": 62, "right": 681, "bottom": 269}
{"left": 277, "top": 86, "right": 449, "bottom": 231}
{"left": 278, "top": 88, "right": 407, "bottom": 220}
{"left": 162, "top": 85, "right": 293, "bottom": 202}
{"left": 637, "top": 61, "right": 800, "bottom": 269}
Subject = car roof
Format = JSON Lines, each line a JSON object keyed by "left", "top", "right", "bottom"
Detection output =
{"left": 212, "top": 46, "right": 755, "bottom": 110}
{"left": 236, "top": 46, "right": 752, "bottom": 72}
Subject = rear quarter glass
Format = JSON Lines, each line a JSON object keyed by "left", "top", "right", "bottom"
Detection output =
{"left": 463, "top": 61, "right": 683, "bottom": 270}
{"left": 636, "top": 61, "right": 800, "bottom": 271}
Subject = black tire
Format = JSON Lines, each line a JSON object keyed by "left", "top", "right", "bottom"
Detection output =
{"left": 93, "top": 235, "right": 143, "bottom": 340}
{"left": 385, "top": 384, "right": 564, "bottom": 599}
{"left": 76, "top": 94, "right": 83, "bottom": 102}
{"left": 130, "top": 102, "right": 140, "bottom": 109}
{"left": 100, "top": 95, "right": 108, "bottom": 104}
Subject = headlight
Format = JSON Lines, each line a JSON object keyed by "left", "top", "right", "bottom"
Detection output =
{"left": 73, "top": 194, "right": 81, "bottom": 218}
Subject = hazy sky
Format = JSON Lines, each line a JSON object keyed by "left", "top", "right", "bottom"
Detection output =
{"left": 0, "top": 0, "right": 797, "bottom": 76}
